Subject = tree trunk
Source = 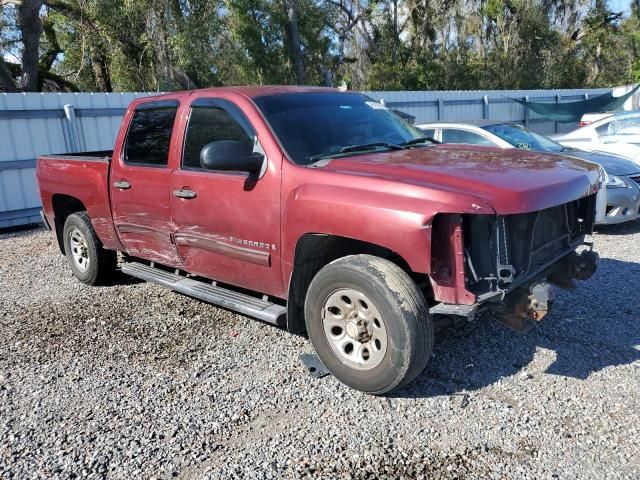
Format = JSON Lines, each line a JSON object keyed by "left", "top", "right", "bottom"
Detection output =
{"left": 89, "top": 44, "right": 113, "bottom": 92}
{"left": 0, "top": 58, "right": 18, "bottom": 92}
{"left": 40, "top": 18, "right": 62, "bottom": 72}
{"left": 285, "top": 0, "right": 305, "bottom": 85}
{"left": 16, "top": 0, "right": 44, "bottom": 91}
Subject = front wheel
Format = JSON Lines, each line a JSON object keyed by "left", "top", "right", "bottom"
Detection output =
{"left": 63, "top": 212, "right": 117, "bottom": 285}
{"left": 304, "top": 255, "right": 433, "bottom": 394}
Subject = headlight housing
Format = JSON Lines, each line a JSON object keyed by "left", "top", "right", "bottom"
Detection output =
{"left": 606, "top": 174, "right": 629, "bottom": 189}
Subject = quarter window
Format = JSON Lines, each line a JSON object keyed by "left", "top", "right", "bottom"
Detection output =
{"left": 125, "top": 104, "right": 178, "bottom": 166}
{"left": 182, "top": 106, "right": 254, "bottom": 170}
{"left": 442, "top": 129, "right": 494, "bottom": 146}
{"left": 419, "top": 128, "right": 436, "bottom": 139}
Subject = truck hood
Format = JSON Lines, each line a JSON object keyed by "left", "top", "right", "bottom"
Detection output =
{"left": 317, "top": 145, "right": 601, "bottom": 214}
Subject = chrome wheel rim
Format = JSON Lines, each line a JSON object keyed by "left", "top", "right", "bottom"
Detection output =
{"left": 69, "top": 227, "right": 90, "bottom": 273}
{"left": 321, "top": 288, "right": 387, "bottom": 371}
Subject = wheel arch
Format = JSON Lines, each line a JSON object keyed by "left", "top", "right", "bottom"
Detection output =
{"left": 52, "top": 194, "right": 87, "bottom": 254}
{"left": 286, "top": 233, "right": 429, "bottom": 334}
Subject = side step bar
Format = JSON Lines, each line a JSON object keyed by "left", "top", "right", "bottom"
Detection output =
{"left": 122, "top": 262, "right": 287, "bottom": 326}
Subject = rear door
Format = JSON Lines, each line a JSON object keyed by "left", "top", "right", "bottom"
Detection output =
{"left": 170, "top": 97, "right": 282, "bottom": 296}
{"left": 110, "top": 100, "right": 182, "bottom": 266}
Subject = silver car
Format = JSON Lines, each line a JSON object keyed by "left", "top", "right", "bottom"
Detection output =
{"left": 552, "top": 111, "right": 640, "bottom": 166}
{"left": 417, "top": 120, "right": 640, "bottom": 225}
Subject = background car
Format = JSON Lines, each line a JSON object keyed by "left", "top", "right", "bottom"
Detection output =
{"left": 552, "top": 111, "right": 640, "bottom": 166}
{"left": 417, "top": 120, "right": 640, "bottom": 225}
{"left": 580, "top": 112, "right": 613, "bottom": 127}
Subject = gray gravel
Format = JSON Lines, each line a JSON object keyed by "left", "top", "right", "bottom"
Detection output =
{"left": 1, "top": 223, "right": 639, "bottom": 479}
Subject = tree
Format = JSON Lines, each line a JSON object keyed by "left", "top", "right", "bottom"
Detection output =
{"left": 0, "top": 0, "right": 638, "bottom": 93}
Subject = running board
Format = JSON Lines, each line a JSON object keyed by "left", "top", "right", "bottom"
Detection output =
{"left": 121, "top": 262, "right": 286, "bottom": 326}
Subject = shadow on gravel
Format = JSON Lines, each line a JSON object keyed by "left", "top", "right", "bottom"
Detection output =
{"left": 393, "top": 257, "right": 640, "bottom": 399}
{"left": 595, "top": 218, "right": 640, "bottom": 236}
{"left": 102, "top": 270, "right": 145, "bottom": 287}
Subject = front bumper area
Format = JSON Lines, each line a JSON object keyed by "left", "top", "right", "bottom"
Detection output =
{"left": 491, "top": 249, "right": 599, "bottom": 331}
{"left": 598, "top": 177, "right": 640, "bottom": 225}
{"left": 429, "top": 250, "right": 600, "bottom": 331}
{"left": 430, "top": 249, "right": 599, "bottom": 331}
{"left": 429, "top": 196, "right": 599, "bottom": 331}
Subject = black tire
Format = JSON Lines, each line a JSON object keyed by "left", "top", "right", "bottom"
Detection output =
{"left": 304, "top": 254, "right": 433, "bottom": 395}
{"left": 62, "top": 212, "right": 117, "bottom": 285}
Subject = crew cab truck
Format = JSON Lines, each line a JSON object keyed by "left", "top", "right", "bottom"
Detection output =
{"left": 37, "top": 87, "right": 601, "bottom": 394}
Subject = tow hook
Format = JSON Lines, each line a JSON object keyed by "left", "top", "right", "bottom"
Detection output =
{"left": 494, "top": 282, "right": 555, "bottom": 332}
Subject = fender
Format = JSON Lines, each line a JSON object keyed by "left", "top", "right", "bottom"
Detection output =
{"left": 281, "top": 177, "right": 496, "bottom": 289}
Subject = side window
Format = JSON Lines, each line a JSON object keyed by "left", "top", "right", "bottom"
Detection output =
{"left": 183, "top": 106, "right": 254, "bottom": 170}
{"left": 420, "top": 128, "right": 436, "bottom": 139}
{"left": 598, "top": 116, "right": 640, "bottom": 138}
{"left": 125, "top": 103, "right": 178, "bottom": 166}
{"left": 442, "top": 129, "right": 494, "bottom": 146}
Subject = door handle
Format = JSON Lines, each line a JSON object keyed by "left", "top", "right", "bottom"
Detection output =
{"left": 113, "top": 180, "right": 131, "bottom": 190}
{"left": 174, "top": 188, "right": 197, "bottom": 199}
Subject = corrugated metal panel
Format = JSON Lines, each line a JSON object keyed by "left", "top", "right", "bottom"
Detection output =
{"left": 365, "top": 88, "right": 610, "bottom": 133}
{"left": 0, "top": 88, "right": 623, "bottom": 228}
{"left": 0, "top": 92, "right": 155, "bottom": 229}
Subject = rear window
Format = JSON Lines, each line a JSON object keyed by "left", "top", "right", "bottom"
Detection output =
{"left": 125, "top": 102, "right": 179, "bottom": 166}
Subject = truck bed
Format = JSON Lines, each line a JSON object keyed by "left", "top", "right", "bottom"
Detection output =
{"left": 37, "top": 151, "right": 122, "bottom": 251}
{"left": 39, "top": 150, "right": 113, "bottom": 162}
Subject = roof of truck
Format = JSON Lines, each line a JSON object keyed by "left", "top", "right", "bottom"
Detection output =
{"left": 137, "top": 85, "right": 339, "bottom": 103}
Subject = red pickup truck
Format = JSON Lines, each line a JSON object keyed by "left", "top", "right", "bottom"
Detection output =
{"left": 37, "top": 86, "right": 600, "bottom": 394}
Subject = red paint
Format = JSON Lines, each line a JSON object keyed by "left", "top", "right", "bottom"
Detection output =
{"left": 36, "top": 86, "right": 601, "bottom": 306}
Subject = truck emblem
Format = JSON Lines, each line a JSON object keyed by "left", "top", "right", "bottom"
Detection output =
{"left": 230, "top": 236, "right": 276, "bottom": 251}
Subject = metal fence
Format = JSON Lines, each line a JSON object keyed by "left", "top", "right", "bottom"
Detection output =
{"left": 0, "top": 87, "right": 632, "bottom": 228}
{"left": 0, "top": 93, "right": 155, "bottom": 228}
{"left": 364, "top": 88, "right": 616, "bottom": 133}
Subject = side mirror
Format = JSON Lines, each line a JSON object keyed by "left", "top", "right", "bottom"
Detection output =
{"left": 200, "top": 140, "right": 264, "bottom": 173}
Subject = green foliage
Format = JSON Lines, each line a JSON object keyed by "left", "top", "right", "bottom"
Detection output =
{"left": 0, "top": 0, "right": 639, "bottom": 92}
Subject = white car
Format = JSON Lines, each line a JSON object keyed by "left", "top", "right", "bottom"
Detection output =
{"left": 416, "top": 121, "right": 640, "bottom": 225}
{"left": 580, "top": 112, "right": 613, "bottom": 127}
{"left": 553, "top": 111, "right": 640, "bottom": 166}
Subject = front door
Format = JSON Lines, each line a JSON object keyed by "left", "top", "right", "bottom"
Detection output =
{"left": 170, "top": 97, "right": 282, "bottom": 296}
{"left": 110, "top": 100, "right": 182, "bottom": 266}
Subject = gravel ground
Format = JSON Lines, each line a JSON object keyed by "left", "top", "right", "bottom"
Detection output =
{"left": 0, "top": 223, "right": 639, "bottom": 479}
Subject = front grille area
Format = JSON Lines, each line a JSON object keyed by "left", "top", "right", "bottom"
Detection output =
{"left": 464, "top": 194, "right": 596, "bottom": 297}
{"left": 631, "top": 175, "right": 640, "bottom": 187}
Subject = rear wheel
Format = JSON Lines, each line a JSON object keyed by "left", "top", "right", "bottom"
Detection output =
{"left": 305, "top": 254, "right": 433, "bottom": 394}
{"left": 63, "top": 212, "right": 117, "bottom": 285}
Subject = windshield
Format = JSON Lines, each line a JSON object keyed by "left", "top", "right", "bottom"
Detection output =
{"left": 253, "top": 92, "right": 426, "bottom": 165}
{"left": 483, "top": 123, "right": 564, "bottom": 153}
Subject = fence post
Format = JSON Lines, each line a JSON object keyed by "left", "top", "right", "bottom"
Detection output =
{"left": 523, "top": 95, "right": 529, "bottom": 127}
{"left": 437, "top": 98, "right": 444, "bottom": 120}
{"left": 555, "top": 94, "right": 561, "bottom": 133}
{"left": 63, "top": 104, "right": 81, "bottom": 153}
{"left": 483, "top": 95, "right": 489, "bottom": 119}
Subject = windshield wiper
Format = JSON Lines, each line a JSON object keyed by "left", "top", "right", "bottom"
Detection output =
{"left": 308, "top": 142, "right": 405, "bottom": 163}
{"left": 401, "top": 136, "right": 440, "bottom": 146}
{"left": 339, "top": 142, "right": 405, "bottom": 153}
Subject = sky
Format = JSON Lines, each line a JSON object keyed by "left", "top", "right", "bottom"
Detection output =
{"left": 610, "top": 0, "right": 633, "bottom": 14}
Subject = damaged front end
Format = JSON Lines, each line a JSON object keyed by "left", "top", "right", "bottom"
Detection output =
{"left": 430, "top": 194, "right": 599, "bottom": 331}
